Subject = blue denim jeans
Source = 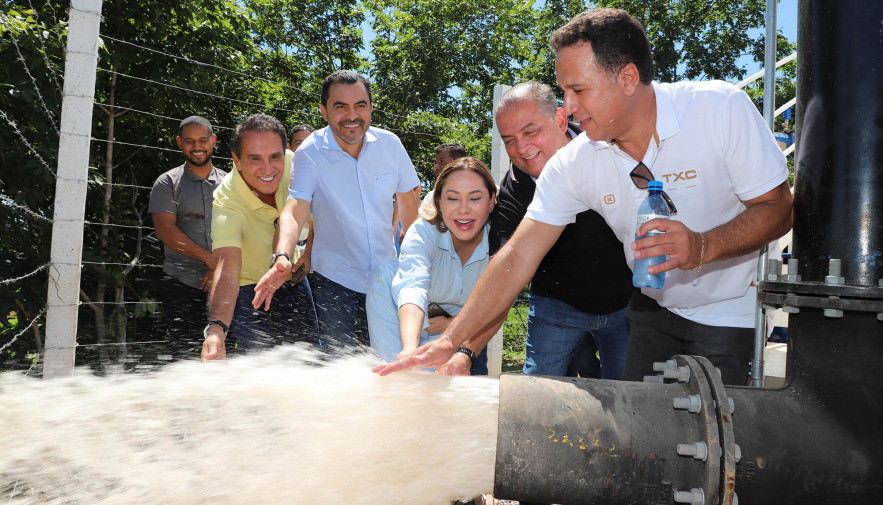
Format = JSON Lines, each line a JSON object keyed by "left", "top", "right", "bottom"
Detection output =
{"left": 310, "top": 272, "right": 369, "bottom": 349}
{"left": 523, "top": 294, "right": 631, "bottom": 380}
{"left": 231, "top": 279, "right": 319, "bottom": 354}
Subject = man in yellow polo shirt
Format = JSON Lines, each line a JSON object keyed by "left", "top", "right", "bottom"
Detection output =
{"left": 201, "top": 114, "right": 318, "bottom": 360}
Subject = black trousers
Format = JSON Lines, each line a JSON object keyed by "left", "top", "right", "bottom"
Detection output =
{"left": 623, "top": 291, "right": 755, "bottom": 386}
{"left": 160, "top": 276, "right": 208, "bottom": 360}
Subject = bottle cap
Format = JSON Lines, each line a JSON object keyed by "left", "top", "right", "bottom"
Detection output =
{"left": 648, "top": 180, "right": 663, "bottom": 190}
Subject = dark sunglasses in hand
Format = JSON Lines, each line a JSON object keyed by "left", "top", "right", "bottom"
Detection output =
{"left": 629, "top": 162, "right": 678, "bottom": 215}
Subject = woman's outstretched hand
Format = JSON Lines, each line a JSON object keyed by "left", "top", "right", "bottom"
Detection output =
{"left": 371, "top": 335, "right": 457, "bottom": 376}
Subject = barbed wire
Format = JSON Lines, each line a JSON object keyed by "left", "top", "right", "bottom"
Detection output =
{"left": 99, "top": 35, "right": 452, "bottom": 133}
{"left": 0, "top": 193, "right": 53, "bottom": 224}
{"left": 75, "top": 339, "right": 169, "bottom": 348}
{"left": 44, "top": 300, "right": 162, "bottom": 309}
{"left": 0, "top": 108, "right": 55, "bottom": 174}
{"left": 81, "top": 220, "right": 152, "bottom": 231}
{"left": 0, "top": 15, "right": 60, "bottom": 135}
{"left": 0, "top": 307, "right": 47, "bottom": 354}
{"left": 25, "top": 0, "right": 63, "bottom": 90}
{"left": 101, "top": 35, "right": 319, "bottom": 101}
{"left": 90, "top": 136, "right": 234, "bottom": 161}
{"left": 96, "top": 70, "right": 442, "bottom": 139}
{"left": 97, "top": 68, "right": 319, "bottom": 119}
{"left": 0, "top": 263, "right": 50, "bottom": 287}
{"left": 87, "top": 179, "right": 155, "bottom": 191}
{"left": 93, "top": 101, "right": 236, "bottom": 131}
{"left": 81, "top": 261, "right": 163, "bottom": 268}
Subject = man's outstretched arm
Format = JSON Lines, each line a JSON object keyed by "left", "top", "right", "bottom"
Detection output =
{"left": 253, "top": 198, "right": 311, "bottom": 310}
{"left": 201, "top": 247, "right": 242, "bottom": 361}
{"left": 372, "top": 218, "right": 565, "bottom": 375}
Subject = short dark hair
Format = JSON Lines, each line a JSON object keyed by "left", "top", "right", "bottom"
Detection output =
{"left": 230, "top": 113, "right": 287, "bottom": 159}
{"left": 434, "top": 142, "right": 468, "bottom": 160}
{"left": 290, "top": 124, "right": 314, "bottom": 144}
{"left": 178, "top": 116, "right": 213, "bottom": 136}
{"left": 321, "top": 70, "right": 372, "bottom": 107}
{"left": 550, "top": 8, "right": 654, "bottom": 84}
{"left": 422, "top": 157, "right": 497, "bottom": 232}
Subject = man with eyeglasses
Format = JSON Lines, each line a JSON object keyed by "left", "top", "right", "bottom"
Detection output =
{"left": 373, "top": 8, "right": 792, "bottom": 386}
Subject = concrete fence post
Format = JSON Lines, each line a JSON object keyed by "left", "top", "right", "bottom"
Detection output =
{"left": 485, "top": 84, "right": 513, "bottom": 376}
{"left": 43, "top": 0, "right": 103, "bottom": 378}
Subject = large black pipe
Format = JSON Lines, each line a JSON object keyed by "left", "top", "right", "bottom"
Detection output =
{"left": 792, "top": 0, "right": 883, "bottom": 287}
{"left": 493, "top": 1, "right": 883, "bottom": 503}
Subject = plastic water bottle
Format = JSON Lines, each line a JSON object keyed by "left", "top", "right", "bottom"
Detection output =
{"left": 632, "top": 180, "right": 669, "bottom": 289}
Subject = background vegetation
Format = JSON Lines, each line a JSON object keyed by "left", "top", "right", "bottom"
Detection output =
{"left": 0, "top": 0, "right": 795, "bottom": 372}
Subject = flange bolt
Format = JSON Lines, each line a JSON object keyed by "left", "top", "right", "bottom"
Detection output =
{"left": 673, "top": 394, "right": 702, "bottom": 413}
{"left": 674, "top": 488, "right": 705, "bottom": 505}
{"left": 677, "top": 441, "right": 708, "bottom": 461}
{"left": 663, "top": 366, "right": 691, "bottom": 382}
{"left": 824, "top": 259, "right": 845, "bottom": 318}
{"left": 652, "top": 360, "right": 677, "bottom": 372}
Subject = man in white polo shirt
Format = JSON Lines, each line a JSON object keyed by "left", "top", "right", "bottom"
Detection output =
{"left": 373, "top": 8, "right": 793, "bottom": 385}
{"left": 253, "top": 70, "right": 420, "bottom": 347}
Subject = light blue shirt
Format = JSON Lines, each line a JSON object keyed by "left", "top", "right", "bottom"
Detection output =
{"left": 289, "top": 126, "right": 420, "bottom": 293}
{"left": 393, "top": 219, "right": 490, "bottom": 320}
{"left": 365, "top": 218, "right": 491, "bottom": 362}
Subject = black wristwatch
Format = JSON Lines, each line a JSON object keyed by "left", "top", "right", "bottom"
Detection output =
{"left": 270, "top": 251, "right": 291, "bottom": 268}
{"left": 455, "top": 346, "right": 476, "bottom": 364}
{"left": 203, "top": 320, "right": 229, "bottom": 339}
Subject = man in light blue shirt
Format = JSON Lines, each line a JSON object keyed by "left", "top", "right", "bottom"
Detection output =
{"left": 254, "top": 70, "right": 420, "bottom": 347}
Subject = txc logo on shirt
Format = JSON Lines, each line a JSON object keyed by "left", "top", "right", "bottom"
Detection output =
{"left": 603, "top": 194, "right": 616, "bottom": 205}
{"left": 659, "top": 170, "right": 698, "bottom": 184}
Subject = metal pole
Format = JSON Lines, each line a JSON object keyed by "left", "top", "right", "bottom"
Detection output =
{"left": 43, "top": 0, "right": 103, "bottom": 378}
{"left": 750, "top": 0, "right": 779, "bottom": 388}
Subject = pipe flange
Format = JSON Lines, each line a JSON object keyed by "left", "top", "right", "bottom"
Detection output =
{"left": 673, "top": 355, "right": 721, "bottom": 503}
{"left": 695, "top": 356, "right": 738, "bottom": 505}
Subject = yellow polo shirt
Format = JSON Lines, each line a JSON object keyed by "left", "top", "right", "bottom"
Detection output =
{"left": 212, "top": 150, "right": 301, "bottom": 286}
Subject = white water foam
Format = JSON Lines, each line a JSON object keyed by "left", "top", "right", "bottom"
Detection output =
{"left": 0, "top": 345, "right": 499, "bottom": 504}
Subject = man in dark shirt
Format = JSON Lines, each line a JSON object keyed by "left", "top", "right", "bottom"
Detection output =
{"left": 490, "top": 82, "right": 634, "bottom": 379}
{"left": 149, "top": 116, "right": 227, "bottom": 358}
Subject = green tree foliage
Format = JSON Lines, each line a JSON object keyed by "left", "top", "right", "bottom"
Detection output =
{"left": 243, "top": 0, "right": 367, "bottom": 132}
{"left": 366, "top": 0, "right": 533, "bottom": 181}
{"left": 523, "top": 0, "right": 768, "bottom": 87}
{"left": 606, "top": 0, "right": 767, "bottom": 82}
{"left": 518, "top": 0, "right": 593, "bottom": 88}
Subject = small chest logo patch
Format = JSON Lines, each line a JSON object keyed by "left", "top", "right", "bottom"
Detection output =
{"left": 603, "top": 194, "right": 616, "bottom": 205}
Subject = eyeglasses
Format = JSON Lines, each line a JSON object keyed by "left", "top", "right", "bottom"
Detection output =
{"left": 629, "top": 162, "right": 678, "bottom": 215}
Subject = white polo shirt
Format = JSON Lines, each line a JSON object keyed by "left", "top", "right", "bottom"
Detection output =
{"left": 289, "top": 126, "right": 420, "bottom": 294}
{"left": 526, "top": 81, "right": 788, "bottom": 327}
